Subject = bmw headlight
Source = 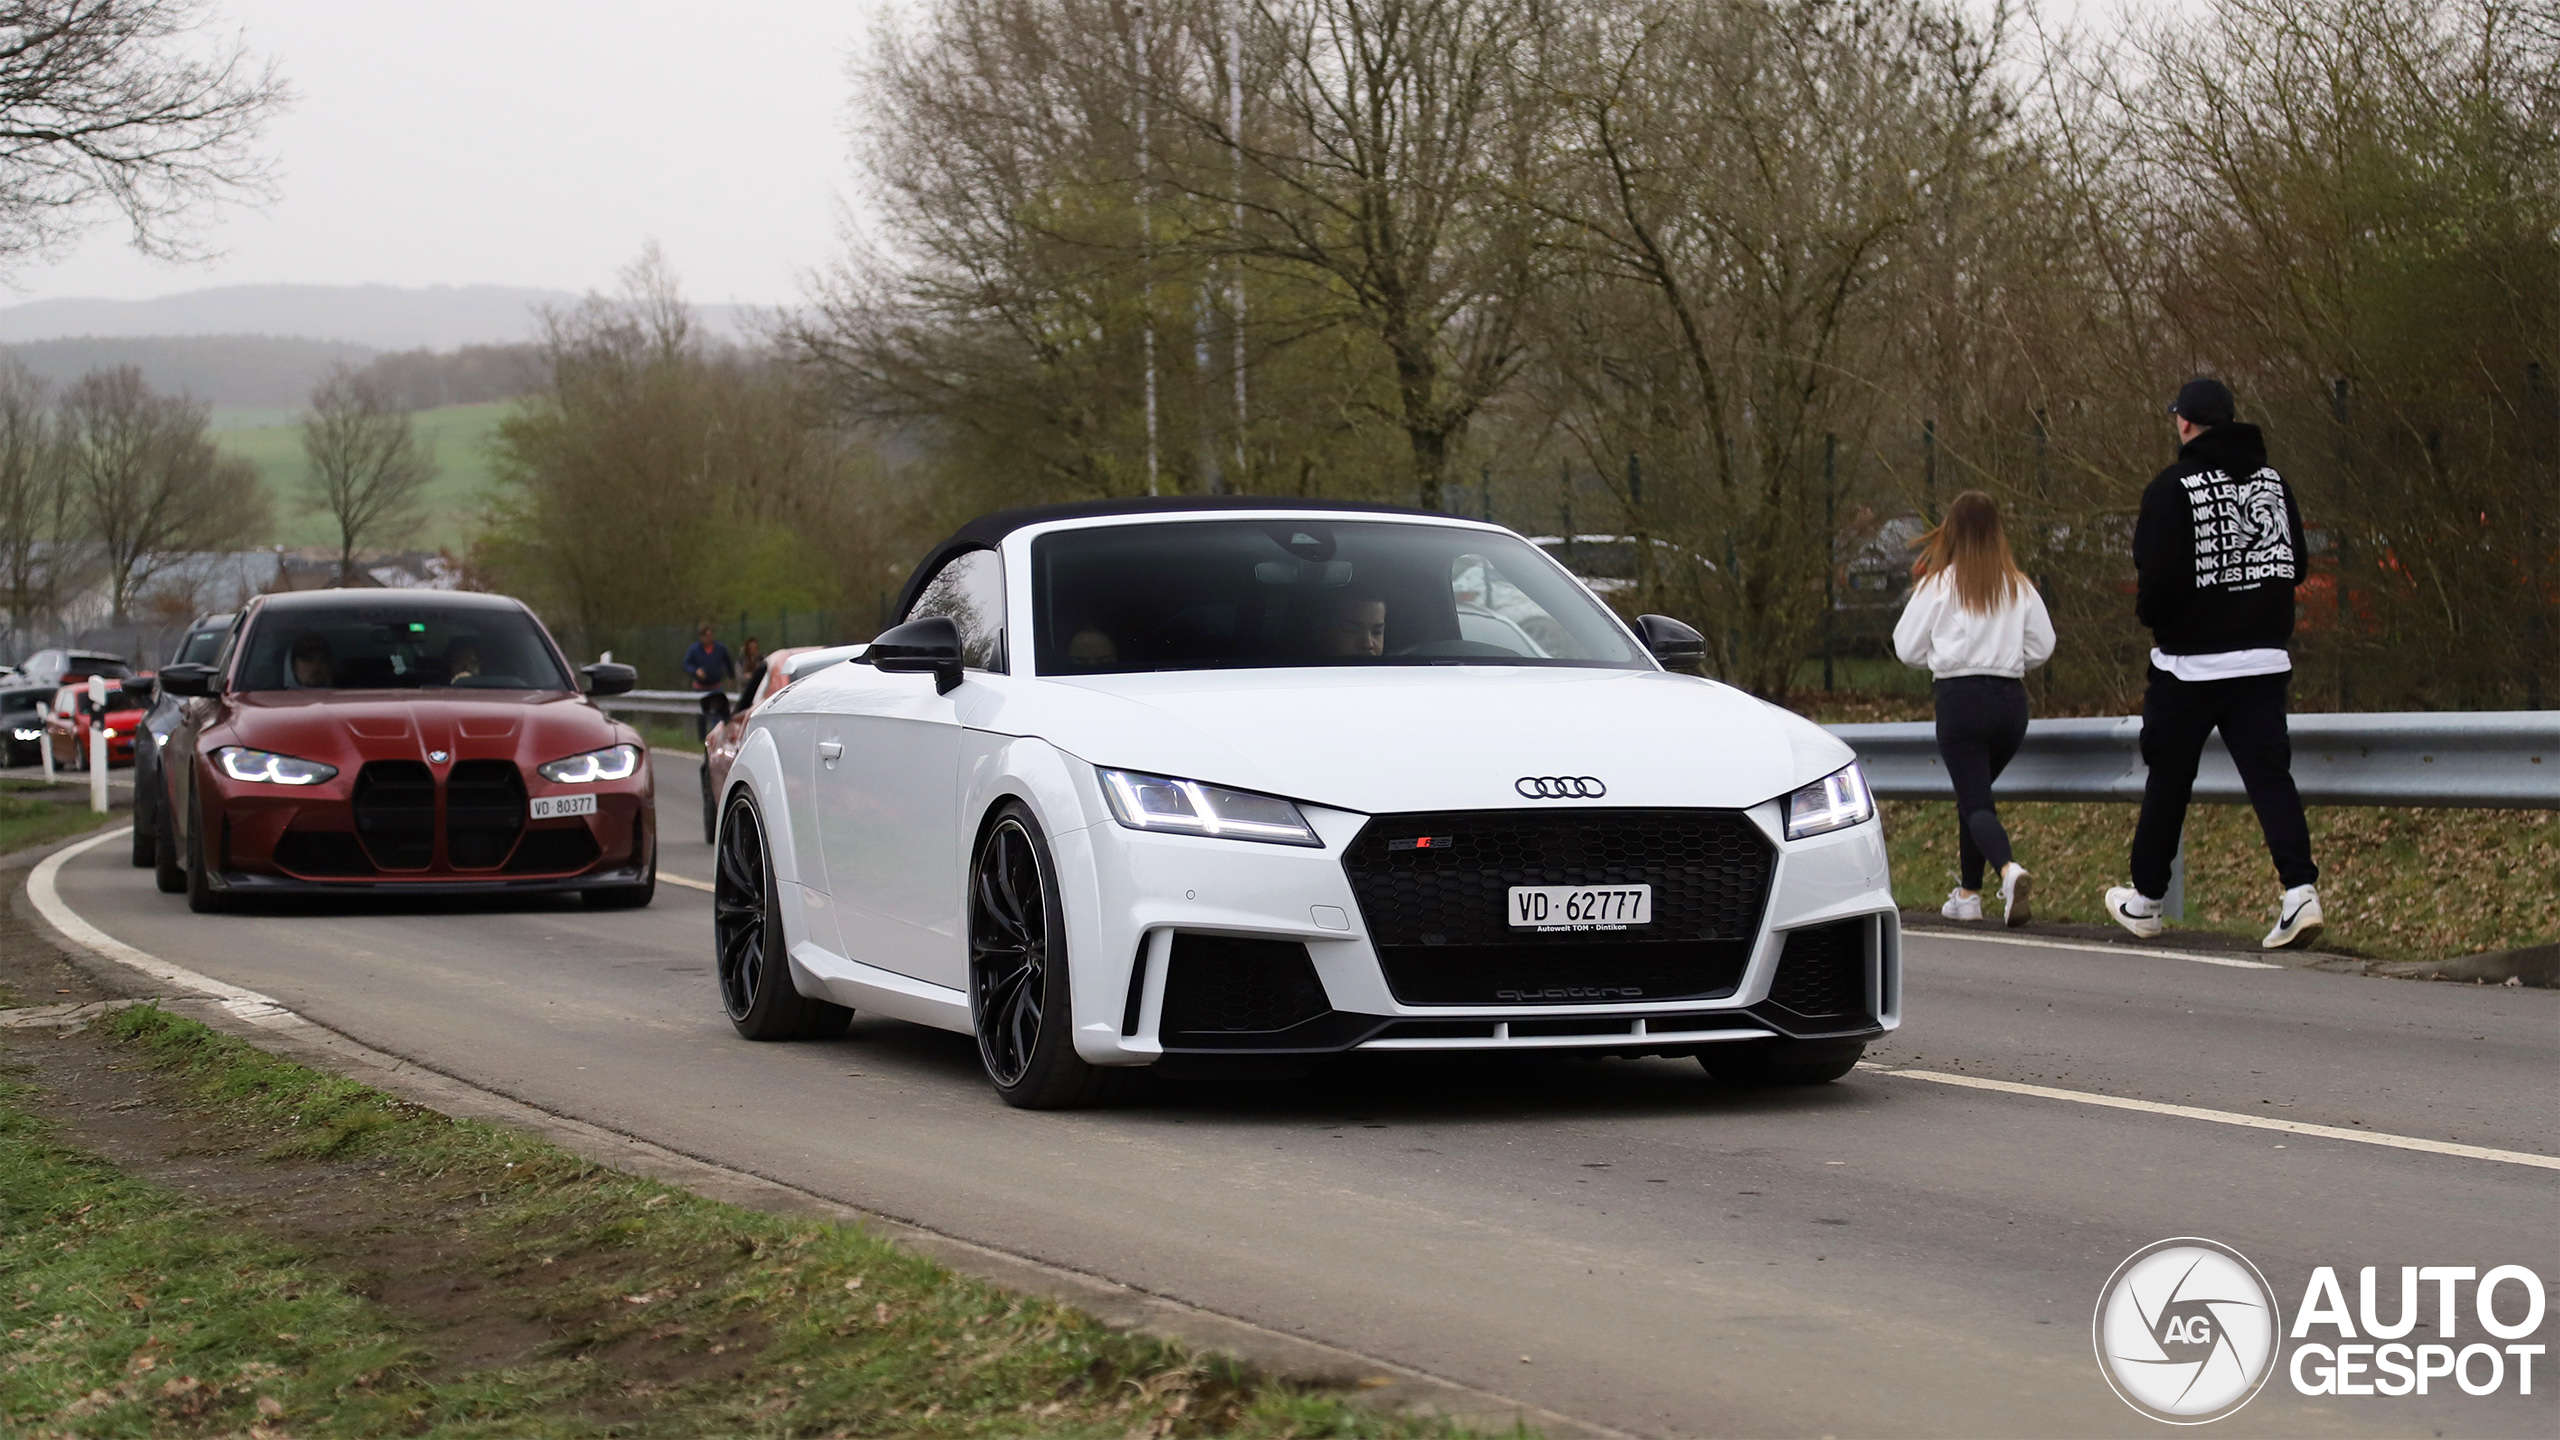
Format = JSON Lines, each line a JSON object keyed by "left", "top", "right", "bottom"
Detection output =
{"left": 214, "top": 746, "right": 338, "bottom": 786}
{"left": 1099, "top": 768, "right": 1322, "bottom": 847}
{"left": 538, "top": 743, "right": 641, "bottom": 784}
{"left": 1784, "top": 762, "right": 1874, "bottom": 840}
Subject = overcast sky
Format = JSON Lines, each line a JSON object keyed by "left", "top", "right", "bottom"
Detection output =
{"left": 10, "top": 0, "right": 881, "bottom": 309}
{"left": 13, "top": 0, "right": 2142, "bottom": 313}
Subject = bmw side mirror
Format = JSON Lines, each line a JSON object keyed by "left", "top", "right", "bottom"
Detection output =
{"left": 157, "top": 663, "right": 218, "bottom": 698}
{"left": 581, "top": 662, "right": 637, "bottom": 697}
{"left": 1637, "top": 614, "right": 1707, "bottom": 672}
{"left": 868, "top": 615, "right": 966, "bottom": 695}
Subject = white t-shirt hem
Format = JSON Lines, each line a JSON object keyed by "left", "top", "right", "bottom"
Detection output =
{"left": 2150, "top": 647, "right": 2292, "bottom": 682}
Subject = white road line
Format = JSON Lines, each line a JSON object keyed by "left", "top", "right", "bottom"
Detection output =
{"left": 661, "top": 872, "right": 712, "bottom": 893}
{"left": 28, "top": 828, "right": 300, "bottom": 1028}
{"left": 1864, "top": 1063, "right": 2560, "bottom": 1171}
{"left": 1901, "top": 927, "right": 2281, "bottom": 969}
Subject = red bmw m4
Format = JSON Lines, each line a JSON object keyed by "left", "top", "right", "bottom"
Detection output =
{"left": 154, "top": 590, "right": 653, "bottom": 911}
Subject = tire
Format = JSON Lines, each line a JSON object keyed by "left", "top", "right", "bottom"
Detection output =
{"left": 585, "top": 828, "right": 656, "bottom": 909}
{"left": 154, "top": 811, "right": 185, "bottom": 894}
{"left": 184, "top": 787, "right": 228, "bottom": 914}
{"left": 968, "top": 802, "right": 1130, "bottom": 1109}
{"left": 713, "top": 791, "right": 848, "bottom": 1040}
{"left": 1701, "top": 1040, "right": 1865, "bottom": 1087}
{"left": 129, "top": 786, "right": 155, "bottom": 867}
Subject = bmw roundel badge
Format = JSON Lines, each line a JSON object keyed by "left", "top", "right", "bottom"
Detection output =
{"left": 428, "top": 749, "right": 450, "bottom": 764}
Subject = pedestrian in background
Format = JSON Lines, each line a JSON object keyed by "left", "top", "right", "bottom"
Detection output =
{"left": 682, "top": 622, "right": 734, "bottom": 740}
{"left": 2105, "top": 378, "right": 2324, "bottom": 949}
{"left": 1894, "top": 490, "right": 2054, "bottom": 927}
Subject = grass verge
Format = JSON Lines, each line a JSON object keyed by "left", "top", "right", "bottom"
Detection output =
{"left": 1883, "top": 799, "right": 2556, "bottom": 961}
{"left": 0, "top": 786, "right": 120, "bottom": 858}
{"left": 0, "top": 1006, "right": 1482, "bottom": 1438}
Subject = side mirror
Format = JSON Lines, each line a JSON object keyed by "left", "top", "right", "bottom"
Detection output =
{"left": 122, "top": 675, "right": 156, "bottom": 704}
{"left": 867, "top": 615, "right": 965, "bottom": 695}
{"left": 157, "top": 664, "right": 218, "bottom": 698}
{"left": 581, "top": 662, "right": 637, "bottom": 697}
{"left": 1636, "top": 614, "right": 1707, "bottom": 671}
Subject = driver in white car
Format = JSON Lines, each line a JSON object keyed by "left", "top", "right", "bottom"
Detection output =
{"left": 1323, "top": 595, "right": 1387, "bottom": 657}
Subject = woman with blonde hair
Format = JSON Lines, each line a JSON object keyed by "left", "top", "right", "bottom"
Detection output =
{"left": 1892, "top": 490, "right": 2055, "bottom": 926}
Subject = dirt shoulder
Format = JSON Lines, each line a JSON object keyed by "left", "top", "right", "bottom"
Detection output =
{"left": 0, "top": 852, "right": 1489, "bottom": 1439}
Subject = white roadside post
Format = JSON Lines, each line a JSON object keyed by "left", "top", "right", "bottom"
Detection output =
{"left": 39, "top": 697, "right": 54, "bottom": 782}
{"left": 86, "top": 674, "right": 108, "bottom": 813}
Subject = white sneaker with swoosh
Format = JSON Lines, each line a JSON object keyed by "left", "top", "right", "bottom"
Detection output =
{"left": 2104, "top": 885, "right": 2164, "bottom": 939}
{"left": 2263, "top": 884, "right": 2324, "bottom": 950}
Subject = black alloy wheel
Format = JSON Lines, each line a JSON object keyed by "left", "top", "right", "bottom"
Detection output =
{"left": 967, "top": 802, "right": 1130, "bottom": 1109}
{"left": 713, "top": 790, "right": 847, "bottom": 1040}
{"left": 183, "top": 785, "right": 228, "bottom": 914}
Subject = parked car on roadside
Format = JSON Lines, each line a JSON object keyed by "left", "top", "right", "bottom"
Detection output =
{"left": 710, "top": 497, "right": 1896, "bottom": 1109}
{"left": 129, "top": 613, "right": 239, "bottom": 868}
{"left": 698, "top": 644, "right": 863, "bottom": 843}
{"left": 15, "top": 648, "right": 132, "bottom": 688}
{"left": 152, "top": 590, "right": 652, "bottom": 911}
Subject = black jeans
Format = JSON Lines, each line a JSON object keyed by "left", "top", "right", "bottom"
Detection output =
{"left": 1933, "top": 675, "right": 2030, "bottom": 890}
{"left": 2129, "top": 667, "right": 2319, "bottom": 898}
{"left": 695, "top": 689, "right": 732, "bottom": 740}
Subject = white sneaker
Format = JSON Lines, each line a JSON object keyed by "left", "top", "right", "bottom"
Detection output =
{"left": 2104, "top": 885, "right": 2164, "bottom": 939}
{"left": 1999, "top": 864, "right": 2033, "bottom": 928}
{"left": 2263, "top": 884, "right": 2324, "bottom": 950}
{"left": 1941, "top": 888, "right": 1983, "bottom": 922}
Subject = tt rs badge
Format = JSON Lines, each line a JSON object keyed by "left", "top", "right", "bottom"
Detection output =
{"left": 1516, "top": 775, "right": 1605, "bottom": 799}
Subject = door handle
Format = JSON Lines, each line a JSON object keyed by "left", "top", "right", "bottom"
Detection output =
{"left": 817, "top": 739, "right": 843, "bottom": 768}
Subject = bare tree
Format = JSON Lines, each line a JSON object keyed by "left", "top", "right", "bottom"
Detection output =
{"left": 57, "top": 364, "right": 266, "bottom": 617}
{"left": 300, "top": 364, "right": 435, "bottom": 584}
{"left": 0, "top": 0, "right": 287, "bottom": 270}
{"left": 0, "top": 359, "right": 77, "bottom": 642}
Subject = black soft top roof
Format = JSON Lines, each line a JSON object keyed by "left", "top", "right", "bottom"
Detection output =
{"left": 893, "top": 496, "right": 1457, "bottom": 622}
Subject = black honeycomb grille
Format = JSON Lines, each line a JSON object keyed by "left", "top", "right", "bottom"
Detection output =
{"left": 351, "top": 761, "right": 435, "bottom": 870}
{"left": 1160, "top": 936, "right": 1331, "bottom": 1037}
{"left": 445, "top": 760, "right": 526, "bottom": 869}
{"left": 1766, "top": 918, "right": 1869, "bottom": 1022}
{"left": 1343, "top": 809, "right": 1773, "bottom": 1005}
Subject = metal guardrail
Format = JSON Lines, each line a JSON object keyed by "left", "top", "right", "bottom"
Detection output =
{"left": 1828, "top": 712, "right": 2560, "bottom": 809}
{"left": 597, "top": 688, "right": 728, "bottom": 717}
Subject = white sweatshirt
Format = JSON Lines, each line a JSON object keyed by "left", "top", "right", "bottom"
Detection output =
{"left": 1892, "top": 570, "right": 2056, "bottom": 679}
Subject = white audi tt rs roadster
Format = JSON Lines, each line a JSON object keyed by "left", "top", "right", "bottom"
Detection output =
{"left": 711, "top": 499, "right": 1899, "bottom": 1107}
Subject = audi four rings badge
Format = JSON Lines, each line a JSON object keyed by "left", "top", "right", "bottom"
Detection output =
{"left": 1516, "top": 776, "right": 1606, "bottom": 799}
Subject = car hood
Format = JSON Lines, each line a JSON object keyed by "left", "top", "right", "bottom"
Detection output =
{"left": 218, "top": 690, "right": 631, "bottom": 774}
{"left": 973, "top": 667, "right": 1853, "bottom": 815}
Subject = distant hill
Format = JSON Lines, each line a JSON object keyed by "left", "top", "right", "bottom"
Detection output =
{"left": 0, "top": 334, "right": 376, "bottom": 408}
{"left": 0, "top": 283, "right": 764, "bottom": 351}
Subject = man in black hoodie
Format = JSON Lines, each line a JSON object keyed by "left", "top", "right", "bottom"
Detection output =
{"left": 2105, "top": 378, "right": 2325, "bottom": 949}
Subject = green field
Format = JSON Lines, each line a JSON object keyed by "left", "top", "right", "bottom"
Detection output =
{"left": 212, "top": 401, "right": 511, "bottom": 553}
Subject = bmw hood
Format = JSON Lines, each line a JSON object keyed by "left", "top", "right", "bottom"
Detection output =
{"left": 988, "top": 667, "right": 1854, "bottom": 815}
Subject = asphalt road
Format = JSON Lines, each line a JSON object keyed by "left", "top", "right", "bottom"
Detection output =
{"left": 45, "top": 755, "right": 2559, "bottom": 1438}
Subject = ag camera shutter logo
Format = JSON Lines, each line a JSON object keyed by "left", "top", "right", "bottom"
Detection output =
{"left": 2094, "top": 1238, "right": 2281, "bottom": 1424}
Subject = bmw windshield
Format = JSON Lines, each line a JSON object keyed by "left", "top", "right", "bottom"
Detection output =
{"left": 234, "top": 605, "right": 572, "bottom": 693}
{"left": 1032, "top": 520, "right": 1648, "bottom": 675}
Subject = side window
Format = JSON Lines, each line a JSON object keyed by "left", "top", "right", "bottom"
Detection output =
{"left": 905, "top": 549, "right": 1007, "bottom": 672}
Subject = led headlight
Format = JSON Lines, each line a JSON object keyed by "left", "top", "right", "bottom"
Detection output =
{"left": 537, "top": 743, "right": 641, "bottom": 784}
{"left": 1785, "top": 762, "right": 1874, "bottom": 840}
{"left": 1099, "top": 768, "right": 1322, "bottom": 847}
{"left": 214, "top": 746, "right": 338, "bottom": 786}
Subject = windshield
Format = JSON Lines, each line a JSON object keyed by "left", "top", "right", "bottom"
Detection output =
{"left": 175, "top": 626, "right": 229, "bottom": 666}
{"left": 234, "top": 605, "right": 571, "bottom": 693}
{"left": 1032, "top": 519, "right": 1647, "bottom": 675}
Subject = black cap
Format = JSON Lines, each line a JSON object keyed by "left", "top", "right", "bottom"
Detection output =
{"left": 2169, "top": 377, "right": 2235, "bottom": 425}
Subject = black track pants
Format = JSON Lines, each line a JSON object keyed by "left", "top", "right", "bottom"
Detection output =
{"left": 1932, "top": 675, "right": 2030, "bottom": 890}
{"left": 2129, "top": 667, "right": 2319, "bottom": 898}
